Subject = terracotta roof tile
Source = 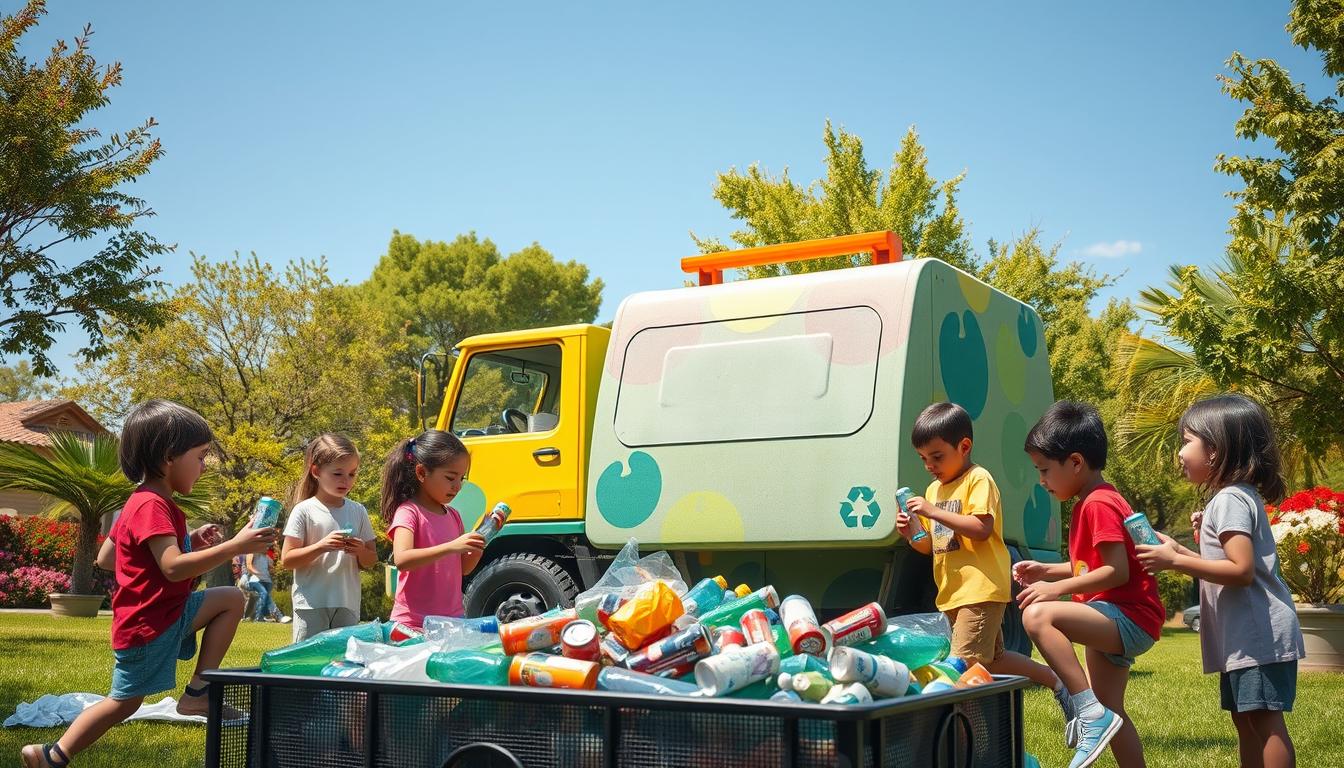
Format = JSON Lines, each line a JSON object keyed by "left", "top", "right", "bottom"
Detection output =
{"left": 0, "top": 399, "right": 106, "bottom": 448}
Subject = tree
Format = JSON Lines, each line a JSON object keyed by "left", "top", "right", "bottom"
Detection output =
{"left": 0, "top": 431, "right": 210, "bottom": 597}
{"left": 67, "top": 254, "right": 406, "bottom": 582}
{"left": 0, "top": 360, "right": 55, "bottom": 401}
{"left": 0, "top": 1, "right": 170, "bottom": 377}
{"left": 361, "top": 231, "right": 604, "bottom": 423}
{"left": 691, "top": 122, "right": 974, "bottom": 275}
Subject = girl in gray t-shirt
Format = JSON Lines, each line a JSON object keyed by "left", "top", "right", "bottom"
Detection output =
{"left": 1136, "top": 394, "right": 1303, "bottom": 767}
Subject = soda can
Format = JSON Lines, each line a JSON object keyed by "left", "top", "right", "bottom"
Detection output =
{"left": 1123, "top": 512, "right": 1161, "bottom": 546}
{"left": 740, "top": 609, "right": 772, "bottom": 646}
{"left": 823, "top": 602, "right": 887, "bottom": 647}
{"left": 714, "top": 626, "right": 746, "bottom": 652}
{"left": 388, "top": 622, "right": 423, "bottom": 644}
{"left": 829, "top": 646, "right": 910, "bottom": 698}
{"left": 499, "top": 610, "right": 577, "bottom": 655}
{"left": 595, "top": 593, "right": 627, "bottom": 631}
{"left": 780, "top": 595, "right": 827, "bottom": 656}
{"left": 475, "top": 502, "right": 512, "bottom": 542}
{"left": 560, "top": 620, "right": 601, "bottom": 662}
{"left": 599, "top": 633, "right": 631, "bottom": 667}
{"left": 693, "top": 642, "right": 781, "bottom": 697}
{"left": 251, "top": 496, "right": 283, "bottom": 529}
{"left": 655, "top": 661, "right": 697, "bottom": 679}
{"left": 508, "top": 652, "right": 599, "bottom": 690}
{"left": 625, "top": 623, "right": 713, "bottom": 674}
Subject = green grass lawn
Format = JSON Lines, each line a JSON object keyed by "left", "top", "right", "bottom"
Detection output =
{"left": 0, "top": 614, "right": 1340, "bottom": 766}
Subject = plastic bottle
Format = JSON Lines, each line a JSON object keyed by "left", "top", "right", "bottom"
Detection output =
{"left": 260, "top": 620, "right": 384, "bottom": 675}
{"left": 855, "top": 626, "right": 950, "bottom": 670}
{"left": 779, "top": 653, "right": 831, "bottom": 679}
{"left": 954, "top": 662, "right": 994, "bottom": 688}
{"left": 475, "top": 502, "right": 512, "bottom": 543}
{"left": 596, "top": 667, "right": 700, "bottom": 696}
{"left": 769, "top": 624, "right": 795, "bottom": 658}
{"left": 821, "top": 682, "right": 874, "bottom": 705}
{"left": 694, "top": 642, "right": 781, "bottom": 697}
{"left": 425, "top": 649, "right": 511, "bottom": 686}
{"left": 829, "top": 646, "right": 910, "bottom": 698}
{"left": 696, "top": 587, "right": 781, "bottom": 630}
{"left": 681, "top": 575, "right": 729, "bottom": 617}
{"left": 782, "top": 671, "right": 831, "bottom": 702}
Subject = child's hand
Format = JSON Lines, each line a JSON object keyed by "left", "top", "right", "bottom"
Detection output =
{"left": 905, "top": 496, "right": 934, "bottom": 518}
{"left": 1016, "top": 580, "right": 1063, "bottom": 609}
{"left": 1136, "top": 535, "right": 1179, "bottom": 574}
{"left": 1013, "top": 560, "right": 1048, "bottom": 586}
{"left": 193, "top": 524, "right": 224, "bottom": 548}
{"left": 318, "top": 531, "right": 353, "bottom": 552}
{"left": 231, "top": 522, "right": 275, "bottom": 555}
{"left": 896, "top": 510, "right": 915, "bottom": 537}
{"left": 1190, "top": 509, "right": 1204, "bottom": 534}
{"left": 449, "top": 532, "right": 487, "bottom": 554}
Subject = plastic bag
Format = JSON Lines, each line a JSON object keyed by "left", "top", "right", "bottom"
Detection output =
{"left": 345, "top": 637, "right": 434, "bottom": 683}
{"left": 575, "top": 538, "right": 687, "bottom": 623}
{"left": 856, "top": 612, "right": 951, "bottom": 670}
{"left": 605, "top": 579, "right": 684, "bottom": 650}
{"left": 260, "top": 620, "right": 384, "bottom": 676}
{"left": 423, "top": 615, "right": 500, "bottom": 652}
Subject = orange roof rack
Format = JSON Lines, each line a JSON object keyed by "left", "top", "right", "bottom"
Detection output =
{"left": 680, "top": 230, "right": 903, "bottom": 286}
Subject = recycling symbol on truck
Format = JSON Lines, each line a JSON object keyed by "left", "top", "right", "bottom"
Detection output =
{"left": 838, "top": 486, "right": 881, "bottom": 529}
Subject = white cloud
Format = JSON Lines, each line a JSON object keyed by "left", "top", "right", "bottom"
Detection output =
{"left": 1079, "top": 240, "right": 1143, "bottom": 259}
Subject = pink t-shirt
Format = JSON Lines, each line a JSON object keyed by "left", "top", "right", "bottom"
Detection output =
{"left": 388, "top": 500, "right": 465, "bottom": 628}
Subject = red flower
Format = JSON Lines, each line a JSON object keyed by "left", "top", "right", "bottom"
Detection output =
{"left": 1298, "top": 541, "right": 1311, "bottom": 554}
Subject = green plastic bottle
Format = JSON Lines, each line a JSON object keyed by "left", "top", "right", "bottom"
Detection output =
{"left": 769, "top": 624, "right": 794, "bottom": 658}
{"left": 425, "top": 649, "right": 512, "bottom": 686}
{"left": 697, "top": 587, "right": 780, "bottom": 629}
{"left": 260, "top": 621, "right": 384, "bottom": 676}
{"left": 854, "top": 626, "right": 950, "bottom": 670}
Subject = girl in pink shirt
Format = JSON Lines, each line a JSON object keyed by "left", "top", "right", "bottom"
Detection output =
{"left": 381, "top": 430, "right": 485, "bottom": 628}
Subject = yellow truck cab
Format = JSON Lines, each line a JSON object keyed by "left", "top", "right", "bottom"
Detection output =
{"left": 430, "top": 231, "right": 1060, "bottom": 646}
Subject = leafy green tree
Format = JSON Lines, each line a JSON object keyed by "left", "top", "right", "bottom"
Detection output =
{"left": 362, "top": 231, "right": 604, "bottom": 422}
{"left": 0, "top": 360, "right": 55, "bottom": 401}
{"left": 67, "top": 255, "right": 405, "bottom": 582}
{"left": 692, "top": 122, "right": 974, "bottom": 275}
{"left": 0, "top": 432, "right": 210, "bottom": 596}
{"left": 0, "top": 1, "right": 169, "bottom": 376}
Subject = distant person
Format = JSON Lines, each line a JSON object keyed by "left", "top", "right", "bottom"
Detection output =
{"left": 21, "top": 400, "right": 274, "bottom": 768}
{"left": 1138, "top": 395, "right": 1304, "bottom": 768}
{"left": 282, "top": 433, "right": 376, "bottom": 640}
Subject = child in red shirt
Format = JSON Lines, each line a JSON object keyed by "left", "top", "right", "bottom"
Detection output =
{"left": 22, "top": 400, "right": 275, "bottom": 768}
{"left": 1014, "top": 401, "right": 1164, "bottom": 768}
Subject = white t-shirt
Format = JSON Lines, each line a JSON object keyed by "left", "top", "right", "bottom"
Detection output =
{"left": 282, "top": 497, "right": 374, "bottom": 611}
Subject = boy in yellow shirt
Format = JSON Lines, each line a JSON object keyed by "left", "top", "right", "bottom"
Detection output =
{"left": 897, "top": 403, "right": 1066, "bottom": 702}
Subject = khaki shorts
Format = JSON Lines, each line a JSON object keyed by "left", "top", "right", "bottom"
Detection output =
{"left": 945, "top": 601, "right": 1006, "bottom": 666}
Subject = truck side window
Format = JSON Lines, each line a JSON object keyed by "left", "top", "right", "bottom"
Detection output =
{"left": 451, "top": 344, "right": 562, "bottom": 437}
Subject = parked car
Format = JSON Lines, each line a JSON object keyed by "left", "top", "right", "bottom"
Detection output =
{"left": 1182, "top": 605, "right": 1200, "bottom": 633}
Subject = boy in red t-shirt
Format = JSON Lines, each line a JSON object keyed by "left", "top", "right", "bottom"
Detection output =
{"left": 21, "top": 401, "right": 275, "bottom": 768}
{"left": 1013, "top": 401, "right": 1164, "bottom": 768}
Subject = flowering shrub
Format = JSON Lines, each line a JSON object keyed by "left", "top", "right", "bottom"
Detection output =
{"left": 1269, "top": 486, "right": 1344, "bottom": 605}
{"left": 0, "top": 566, "right": 71, "bottom": 608}
{"left": 0, "top": 516, "right": 114, "bottom": 606}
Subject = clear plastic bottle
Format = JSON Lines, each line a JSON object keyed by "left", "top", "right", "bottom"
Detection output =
{"left": 426, "top": 649, "right": 512, "bottom": 686}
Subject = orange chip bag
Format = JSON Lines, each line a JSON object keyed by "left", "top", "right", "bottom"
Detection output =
{"left": 606, "top": 580, "right": 685, "bottom": 650}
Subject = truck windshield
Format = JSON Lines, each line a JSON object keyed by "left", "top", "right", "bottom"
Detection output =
{"left": 450, "top": 344, "right": 561, "bottom": 437}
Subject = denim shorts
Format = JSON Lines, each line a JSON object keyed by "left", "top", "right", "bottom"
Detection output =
{"left": 1221, "top": 660, "right": 1297, "bottom": 713}
{"left": 1086, "top": 600, "right": 1156, "bottom": 668}
{"left": 109, "top": 590, "right": 205, "bottom": 700}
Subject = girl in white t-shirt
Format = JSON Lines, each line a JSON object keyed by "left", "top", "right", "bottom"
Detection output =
{"left": 280, "top": 434, "right": 377, "bottom": 641}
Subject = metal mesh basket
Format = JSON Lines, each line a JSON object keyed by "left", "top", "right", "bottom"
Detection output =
{"left": 204, "top": 669, "right": 1026, "bottom": 768}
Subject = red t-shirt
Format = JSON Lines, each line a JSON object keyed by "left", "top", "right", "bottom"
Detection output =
{"left": 110, "top": 489, "right": 192, "bottom": 650}
{"left": 1068, "top": 483, "right": 1165, "bottom": 640}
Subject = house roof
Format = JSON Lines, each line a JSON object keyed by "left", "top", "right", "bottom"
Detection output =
{"left": 0, "top": 399, "right": 107, "bottom": 447}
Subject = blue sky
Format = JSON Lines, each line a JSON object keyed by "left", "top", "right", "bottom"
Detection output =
{"left": 17, "top": 1, "right": 1335, "bottom": 378}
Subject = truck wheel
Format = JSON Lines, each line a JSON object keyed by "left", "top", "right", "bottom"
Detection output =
{"left": 464, "top": 553, "right": 579, "bottom": 622}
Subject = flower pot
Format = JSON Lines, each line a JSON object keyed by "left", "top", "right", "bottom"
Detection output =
{"left": 47, "top": 593, "right": 105, "bottom": 618}
{"left": 1296, "top": 603, "right": 1344, "bottom": 672}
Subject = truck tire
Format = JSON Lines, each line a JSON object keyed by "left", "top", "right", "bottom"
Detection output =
{"left": 464, "top": 553, "right": 579, "bottom": 622}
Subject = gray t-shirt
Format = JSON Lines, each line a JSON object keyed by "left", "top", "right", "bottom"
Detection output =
{"left": 1198, "top": 484, "right": 1304, "bottom": 673}
{"left": 282, "top": 497, "right": 374, "bottom": 611}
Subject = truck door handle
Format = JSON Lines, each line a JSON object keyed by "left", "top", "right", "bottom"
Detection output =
{"left": 533, "top": 447, "right": 560, "bottom": 459}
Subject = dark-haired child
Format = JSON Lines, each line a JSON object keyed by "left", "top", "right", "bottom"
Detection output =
{"left": 1137, "top": 394, "right": 1303, "bottom": 768}
{"left": 382, "top": 430, "right": 486, "bottom": 629}
{"left": 895, "top": 403, "right": 1063, "bottom": 699}
{"left": 22, "top": 400, "right": 275, "bottom": 768}
{"left": 1014, "top": 400, "right": 1164, "bottom": 768}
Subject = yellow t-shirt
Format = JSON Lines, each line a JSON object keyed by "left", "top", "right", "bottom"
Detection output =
{"left": 922, "top": 465, "right": 1012, "bottom": 610}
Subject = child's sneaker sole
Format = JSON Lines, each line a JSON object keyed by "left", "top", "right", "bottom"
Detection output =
{"left": 1069, "top": 712, "right": 1123, "bottom": 768}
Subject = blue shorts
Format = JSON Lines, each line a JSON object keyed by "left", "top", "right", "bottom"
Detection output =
{"left": 1221, "top": 660, "right": 1297, "bottom": 713}
{"left": 1086, "top": 600, "right": 1156, "bottom": 668}
{"left": 109, "top": 590, "right": 206, "bottom": 700}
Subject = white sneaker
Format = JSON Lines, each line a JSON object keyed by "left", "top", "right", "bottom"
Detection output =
{"left": 279, "top": 615, "right": 292, "bottom": 624}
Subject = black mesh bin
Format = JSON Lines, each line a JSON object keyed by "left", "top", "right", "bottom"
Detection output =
{"left": 204, "top": 668, "right": 1027, "bottom": 768}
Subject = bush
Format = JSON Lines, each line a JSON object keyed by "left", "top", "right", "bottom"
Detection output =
{"left": 269, "top": 588, "right": 292, "bottom": 616}
{"left": 0, "top": 566, "right": 71, "bottom": 608}
{"left": 360, "top": 568, "right": 393, "bottom": 621}
{"left": 0, "top": 516, "right": 113, "bottom": 606}
{"left": 1156, "top": 570, "right": 1193, "bottom": 619}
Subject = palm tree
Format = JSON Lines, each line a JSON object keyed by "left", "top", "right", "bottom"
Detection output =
{"left": 0, "top": 431, "right": 211, "bottom": 597}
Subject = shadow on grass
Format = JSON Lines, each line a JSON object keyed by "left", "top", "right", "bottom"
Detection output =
{"left": 1144, "top": 733, "right": 1235, "bottom": 752}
